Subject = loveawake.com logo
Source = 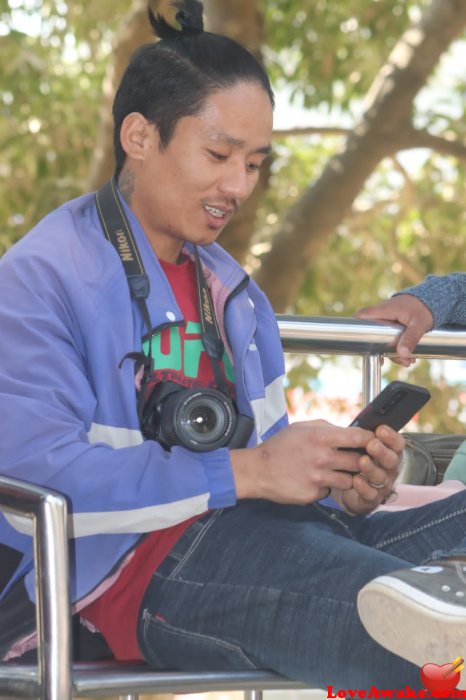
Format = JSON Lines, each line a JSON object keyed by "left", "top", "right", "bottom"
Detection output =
{"left": 327, "top": 656, "right": 465, "bottom": 699}
{"left": 326, "top": 687, "right": 466, "bottom": 699}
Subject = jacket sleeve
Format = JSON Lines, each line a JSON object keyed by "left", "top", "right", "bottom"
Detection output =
{"left": 395, "top": 272, "right": 466, "bottom": 328}
{"left": 0, "top": 246, "right": 237, "bottom": 541}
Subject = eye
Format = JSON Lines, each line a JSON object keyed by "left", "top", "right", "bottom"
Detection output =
{"left": 208, "top": 150, "right": 228, "bottom": 162}
{"left": 246, "top": 161, "right": 262, "bottom": 173}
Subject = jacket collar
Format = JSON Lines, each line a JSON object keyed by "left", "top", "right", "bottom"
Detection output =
{"left": 118, "top": 191, "right": 248, "bottom": 333}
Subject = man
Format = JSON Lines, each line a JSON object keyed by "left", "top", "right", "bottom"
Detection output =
{"left": 1, "top": 0, "right": 466, "bottom": 689}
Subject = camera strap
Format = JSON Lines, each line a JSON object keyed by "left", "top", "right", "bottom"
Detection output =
{"left": 95, "top": 178, "right": 231, "bottom": 398}
{"left": 95, "top": 178, "right": 153, "bottom": 352}
{"left": 193, "top": 244, "right": 230, "bottom": 397}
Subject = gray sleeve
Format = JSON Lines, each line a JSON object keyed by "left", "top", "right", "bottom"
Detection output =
{"left": 394, "top": 273, "right": 466, "bottom": 328}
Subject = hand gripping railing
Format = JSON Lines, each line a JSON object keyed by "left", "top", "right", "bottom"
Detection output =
{"left": 277, "top": 315, "right": 466, "bottom": 403}
{"left": 2, "top": 317, "right": 466, "bottom": 700}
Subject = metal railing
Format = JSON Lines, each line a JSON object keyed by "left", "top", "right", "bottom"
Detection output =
{"left": 2, "top": 316, "right": 466, "bottom": 699}
{"left": 278, "top": 315, "right": 466, "bottom": 404}
{"left": 0, "top": 478, "right": 71, "bottom": 700}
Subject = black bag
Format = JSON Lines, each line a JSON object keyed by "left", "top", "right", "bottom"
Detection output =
{"left": 398, "top": 433, "right": 466, "bottom": 485}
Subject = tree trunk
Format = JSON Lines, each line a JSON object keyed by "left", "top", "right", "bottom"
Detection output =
{"left": 203, "top": 0, "right": 264, "bottom": 59}
{"left": 87, "top": 0, "right": 170, "bottom": 190}
{"left": 254, "top": 0, "right": 466, "bottom": 311}
{"left": 203, "top": 0, "right": 269, "bottom": 264}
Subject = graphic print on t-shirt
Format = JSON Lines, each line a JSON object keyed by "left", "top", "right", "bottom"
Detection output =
{"left": 142, "top": 255, "right": 235, "bottom": 398}
{"left": 143, "top": 320, "right": 234, "bottom": 391}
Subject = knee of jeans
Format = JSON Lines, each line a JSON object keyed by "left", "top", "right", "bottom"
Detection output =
{"left": 137, "top": 607, "right": 258, "bottom": 671}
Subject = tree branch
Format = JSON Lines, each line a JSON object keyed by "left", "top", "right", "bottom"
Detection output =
{"left": 405, "top": 128, "right": 466, "bottom": 161}
{"left": 86, "top": 0, "right": 168, "bottom": 190}
{"left": 255, "top": 0, "right": 466, "bottom": 311}
{"left": 272, "top": 125, "right": 466, "bottom": 164}
{"left": 272, "top": 126, "right": 350, "bottom": 139}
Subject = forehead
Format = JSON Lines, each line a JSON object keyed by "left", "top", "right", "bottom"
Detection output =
{"left": 178, "top": 82, "right": 273, "bottom": 148}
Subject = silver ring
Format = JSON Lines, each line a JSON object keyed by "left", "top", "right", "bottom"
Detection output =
{"left": 367, "top": 475, "right": 389, "bottom": 490}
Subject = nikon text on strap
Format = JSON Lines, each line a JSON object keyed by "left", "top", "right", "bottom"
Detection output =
{"left": 95, "top": 178, "right": 153, "bottom": 341}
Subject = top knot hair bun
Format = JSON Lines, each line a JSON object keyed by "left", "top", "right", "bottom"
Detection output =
{"left": 148, "top": 0, "right": 204, "bottom": 40}
{"left": 175, "top": 0, "right": 204, "bottom": 34}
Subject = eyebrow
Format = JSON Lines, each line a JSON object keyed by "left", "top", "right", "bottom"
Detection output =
{"left": 209, "top": 131, "right": 272, "bottom": 156}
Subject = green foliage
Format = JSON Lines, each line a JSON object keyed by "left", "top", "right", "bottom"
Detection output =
{"left": 263, "top": 0, "right": 420, "bottom": 110}
{"left": 249, "top": 133, "right": 339, "bottom": 268}
{"left": 2, "top": 0, "right": 466, "bottom": 433}
{"left": 0, "top": 0, "right": 129, "bottom": 252}
{"left": 291, "top": 152, "right": 466, "bottom": 317}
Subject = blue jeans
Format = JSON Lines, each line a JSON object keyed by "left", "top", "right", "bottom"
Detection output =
{"left": 136, "top": 492, "right": 466, "bottom": 689}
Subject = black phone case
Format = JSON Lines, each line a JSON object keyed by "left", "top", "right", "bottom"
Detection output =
{"left": 349, "top": 381, "right": 431, "bottom": 432}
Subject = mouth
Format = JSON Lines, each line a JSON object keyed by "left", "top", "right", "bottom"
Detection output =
{"left": 202, "top": 203, "right": 234, "bottom": 229}
{"left": 203, "top": 204, "right": 229, "bottom": 219}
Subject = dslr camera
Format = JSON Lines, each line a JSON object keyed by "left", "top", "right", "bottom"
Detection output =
{"left": 141, "top": 381, "right": 254, "bottom": 452}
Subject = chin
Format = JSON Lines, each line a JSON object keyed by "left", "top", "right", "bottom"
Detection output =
{"left": 197, "top": 230, "right": 223, "bottom": 245}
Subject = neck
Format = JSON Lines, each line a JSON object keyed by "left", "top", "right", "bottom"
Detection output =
{"left": 116, "top": 171, "right": 185, "bottom": 264}
{"left": 117, "top": 169, "right": 135, "bottom": 207}
{"left": 149, "top": 239, "right": 185, "bottom": 264}
{"left": 159, "top": 251, "right": 186, "bottom": 266}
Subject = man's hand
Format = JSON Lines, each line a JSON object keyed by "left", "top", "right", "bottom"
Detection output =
{"left": 331, "top": 425, "right": 404, "bottom": 515}
{"left": 355, "top": 295, "right": 434, "bottom": 367}
{"left": 230, "top": 420, "right": 403, "bottom": 511}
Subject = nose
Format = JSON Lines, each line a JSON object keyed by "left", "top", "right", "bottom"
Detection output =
{"left": 218, "top": 161, "right": 253, "bottom": 204}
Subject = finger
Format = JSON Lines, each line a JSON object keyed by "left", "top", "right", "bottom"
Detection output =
{"left": 396, "top": 324, "right": 424, "bottom": 357}
{"left": 390, "top": 356, "right": 416, "bottom": 368}
{"left": 356, "top": 455, "right": 397, "bottom": 491}
{"left": 357, "top": 454, "right": 397, "bottom": 507}
{"left": 361, "top": 446, "right": 399, "bottom": 482}
{"left": 358, "top": 460, "right": 394, "bottom": 492}
{"left": 317, "top": 485, "right": 333, "bottom": 500}
{"left": 374, "top": 425, "right": 405, "bottom": 456}
{"left": 326, "top": 470, "right": 355, "bottom": 492}
{"left": 391, "top": 359, "right": 411, "bottom": 367}
{"left": 311, "top": 461, "right": 362, "bottom": 493}
{"left": 351, "top": 473, "right": 387, "bottom": 504}
{"left": 335, "top": 426, "right": 375, "bottom": 452}
{"left": 354, "top": 304, "right": 396, "bottom": 321}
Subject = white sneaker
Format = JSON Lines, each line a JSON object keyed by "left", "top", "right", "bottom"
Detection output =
{"left": 357, "top": 560, "right": 466, "bottom": 688}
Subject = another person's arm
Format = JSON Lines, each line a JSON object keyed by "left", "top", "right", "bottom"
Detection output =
{"left": 355, "top": 272, "right": 466, "bottom": 365}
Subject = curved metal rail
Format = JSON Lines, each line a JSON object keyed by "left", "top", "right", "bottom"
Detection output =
{"left": 278, "top": 315, "right": 466, "bottom": 403}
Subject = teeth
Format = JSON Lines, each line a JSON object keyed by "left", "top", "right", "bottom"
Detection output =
{"left": 205, "top": 205, "right": 226, "bottom": 218}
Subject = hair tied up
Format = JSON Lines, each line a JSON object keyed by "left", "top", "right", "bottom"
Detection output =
{"left": 174, "top": 0, "right": 204, "bottom": 34}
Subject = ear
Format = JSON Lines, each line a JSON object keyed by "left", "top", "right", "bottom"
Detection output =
{"left": 119, "top": 112, "right": 159, "bottom": 161}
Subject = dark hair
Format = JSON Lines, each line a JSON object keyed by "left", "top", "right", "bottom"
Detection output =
{"left": 112, "top": 0, "right": 274, "bottom": 178}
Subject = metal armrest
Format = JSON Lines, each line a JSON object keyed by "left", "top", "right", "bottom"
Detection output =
{"left": 0, "top": 475, "right": 71, "bottom": 700}
{"left": 0, "top": 479, "right": 306, "bottom": 700}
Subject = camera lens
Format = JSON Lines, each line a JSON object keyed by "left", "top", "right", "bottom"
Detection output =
{"left": 184, "top": 404, "right": 221, "bottom": 435}
{"left": 141, "top": 381, "right": 254, "bottom": 451}
{"left": 177, "top": 391, "right": 235, "bottom": 449}
{"left": 148, "top": 385, "right": 237, "bottom": 452}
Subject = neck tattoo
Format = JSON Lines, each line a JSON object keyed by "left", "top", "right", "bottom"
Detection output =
{"left": 119, "top": 169, "right": 135, "bottom": 206}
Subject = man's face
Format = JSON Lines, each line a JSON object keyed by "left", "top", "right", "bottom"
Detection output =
{"left": 126, "top": 81, "right": 273, "bottom": 262}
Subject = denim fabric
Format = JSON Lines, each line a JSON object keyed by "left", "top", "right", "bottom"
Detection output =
{"left": 137, "top": 491, "right": 466, "bottom": 689}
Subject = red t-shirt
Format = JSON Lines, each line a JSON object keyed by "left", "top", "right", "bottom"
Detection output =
{"left": 81, "top": 255, "right": 234, "bottom": 660}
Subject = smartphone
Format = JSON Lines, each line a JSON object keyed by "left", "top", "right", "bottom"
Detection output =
{"left": 349, "top": 380, "right": 431, "bottom": 432}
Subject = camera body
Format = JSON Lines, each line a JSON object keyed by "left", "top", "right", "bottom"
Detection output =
{"left": 141, "top": 381, "right": 254, "bottom": 452}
